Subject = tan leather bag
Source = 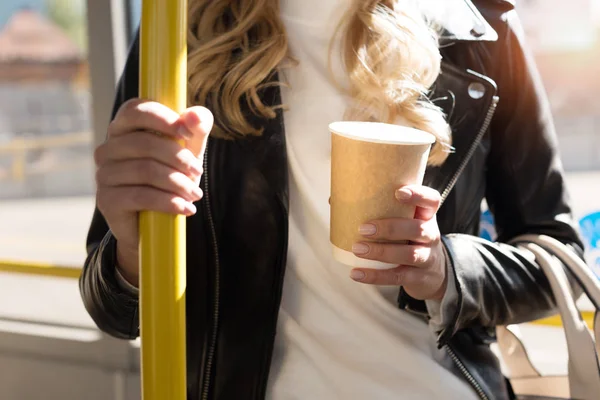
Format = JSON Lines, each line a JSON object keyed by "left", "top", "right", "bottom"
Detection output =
{"left": 497, "top": 235, "right": 600, "bottom": 400}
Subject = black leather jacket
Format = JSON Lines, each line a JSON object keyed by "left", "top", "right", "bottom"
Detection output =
{"left": 80, "top": 1, "right": 585, "bottom": 399}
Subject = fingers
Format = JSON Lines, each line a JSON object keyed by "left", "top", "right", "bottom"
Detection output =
{"left": 97, "top": 185, "right": 198, "bottom": 217}
{"left": 359, "top": 218, "right": 437, "bottom": 244}
{"left": 180, "top": 106, "right": 214, "bottom": 157}
{"left": 358, "top": 185, "right": 441, "bottom": 242}
{"left": 350, "top": 185, "right": 446, "bottom": 299}
{"left": 351, "top": 242, "right": 432, "bottom": 266}
{"left": 395, "top": 185, "right": 441, "bottom": 221}
{"left": 350, "top": 264, "right": 448, "bottom": 300}
{"left": 108, "top": 101, "right": 214, "bottom": 156}
{"left": 349, "top": 265, "right": 430, "bottom": 287}
{"left": 94, "top": 101, "right": 213, "bottom": 263}
{"left": 181, "top": 106, "right": 214, "bottom": 135}
{"left": 104, "top": 101, "right": 213, "bottom": 177}
{"left": 94, "top": 132, "right": 203, "bottom": 177}
{"left": 110, "top": 99, "right": 185, "bottom": 138}
{"left": 96, "top": 159, "right": 203, "bottom": 203}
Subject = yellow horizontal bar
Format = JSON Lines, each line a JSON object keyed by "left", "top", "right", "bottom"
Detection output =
{"left": 0, "top": 260, "right": 80, "bottom": 279}
{"left": 531, "top": 312, "right": 595, "bottom": 328}
{"left": 0, "top": 132, "right": 91, "bottom": 154}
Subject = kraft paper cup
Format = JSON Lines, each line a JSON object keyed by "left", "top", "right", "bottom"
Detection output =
{"left": 329, "top": 121, "right": 435, "bottom": 270}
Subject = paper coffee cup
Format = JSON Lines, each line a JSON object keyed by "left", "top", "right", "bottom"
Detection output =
{"left": 329, "top": 121, "right": 435, "bottom": 269}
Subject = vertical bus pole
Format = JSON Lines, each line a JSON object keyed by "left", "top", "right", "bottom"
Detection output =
{"left": 139, "top": 1, "right": 187, "bottom": 399}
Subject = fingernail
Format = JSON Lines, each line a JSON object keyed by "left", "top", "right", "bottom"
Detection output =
{"left": 183, "top": 109, "right": 201, "bottom": 126}
{"left": 184, "top": 202, "right": 197, "bottom": 214}
{"left": 395, "top": 188, "right": 412, "bottom": 201}
{"left": 190, "top": 159, "right": 203, "bottom": 176}
{"left": 177, "top": 125, "right": 192, "bottom": 139}
{"left": 352, "top": 243, "right": 370, "bottom": 255}
{"left": 358, "top": 224, "right": 377, "bottom": 236}
{"left": 192, "top": 186, "right": 203, "bottom": 199}
{"left": 350, "top": 270, "right": 366, "bottom": 281}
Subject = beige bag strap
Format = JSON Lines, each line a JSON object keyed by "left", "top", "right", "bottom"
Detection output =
{"left": 596, "top": 311, "right": 600, "bottom": 358}
{"left": 496, "top": 325, "right": 572, "bottom": 398}
{"left": 498, "top": 235, "right": 600, "bottom": 400}
{"left": 496, "top": 325, "right": 540, "bottom": 378}
{"left": 521, "top": 235, "right": 600, "bottom": 309}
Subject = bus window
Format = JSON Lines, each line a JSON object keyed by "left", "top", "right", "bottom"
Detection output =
{"left": 0, "top": 0, "right": 92, "bottom": 265}
{"left": 0, "top": 2, "right": 140, "bottom": 399}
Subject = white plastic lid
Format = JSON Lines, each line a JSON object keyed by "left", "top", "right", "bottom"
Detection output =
{"left": 329, "top": 121, "right": 435, "bottom": 145}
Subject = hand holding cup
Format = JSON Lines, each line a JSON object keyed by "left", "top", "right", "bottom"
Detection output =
{"left": 328, "top": 121, "right": 447, "bottom": 300}
{"left": 350, "top": 185, "right": 448, "bottom": 301}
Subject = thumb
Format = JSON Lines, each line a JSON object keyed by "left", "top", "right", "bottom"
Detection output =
{"left": 180, "top": 106, "right": 214, "bottom": 157}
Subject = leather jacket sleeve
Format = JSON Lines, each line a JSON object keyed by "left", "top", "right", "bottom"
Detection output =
{"left": 433, "top": 6, "right": 586, "bottom": 345}
{"left": 79, "top": 34, "right": 141, "bottom": 340}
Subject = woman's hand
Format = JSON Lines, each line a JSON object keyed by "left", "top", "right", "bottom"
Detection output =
{"left": 350, "top": 185, "right": 448, "bottom": 301}
{"left": 94, "top": 99, "right": 214, "bottom": 285}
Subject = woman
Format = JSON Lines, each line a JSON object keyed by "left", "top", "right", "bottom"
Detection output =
{"left": 80, "top": 0, "right": 585, "bottom": 399}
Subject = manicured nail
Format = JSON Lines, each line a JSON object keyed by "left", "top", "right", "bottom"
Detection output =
{"left": 358, "top": 224, "right": 377, "bottom": 236}
{"left": 395, "top": 188, "right": 412, "bottom": 201}
{"left": 190, "top": 159, "right": 203, "bottom": 176}
{"left": 177, "top": 125, "right": 193, "bottom": 139}
{"left": 350, "top": 270, "right": 366, "bottom": 281}
{"left": 192, "top": 186, "right": 203, "bottom": 199}
{"left": 184, "top": 202, "right": 197, "bottom": 214}
{"left": 352, "top": 243, "right": 370, "bottom": 255}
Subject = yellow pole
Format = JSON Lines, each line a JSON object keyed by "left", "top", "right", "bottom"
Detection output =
{"left": 139, "top": 1, "right": 187, "bottom": 399}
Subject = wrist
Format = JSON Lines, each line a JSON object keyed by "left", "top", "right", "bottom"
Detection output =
{"left": 116, "top": 244, "right": 139, "bottom": 288}
{"left": 430, "top": 241, "right": 450, "bottom": 301}
{"left": 430, "top": 272, "right": 448, "bottom": 301}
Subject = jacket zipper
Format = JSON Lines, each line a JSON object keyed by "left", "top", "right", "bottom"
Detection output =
{"left": 438, "top": 96, "right": 499, "bottom": 400}
{"left": 445, "top": 345, "right": 489, "bottom": 400}
{"left": 200, "top": 141, "right": 221, "bottom": 400}
{"left": 440, "top": 96, "right": 499, "bottom": 205}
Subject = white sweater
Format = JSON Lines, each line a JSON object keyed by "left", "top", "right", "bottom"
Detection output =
{"left": 266, "top": 1, "right": 478, "bottom": 399}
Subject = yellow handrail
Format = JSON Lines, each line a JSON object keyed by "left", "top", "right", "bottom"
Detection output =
{"left": 534, "top": 313, "right": 595, "bottom": 329}
{"left": 0, "top": 132, "right": 90, "bottom": 154}
{"left": 0, "top": 132, "right": 91, "bottom": 181}
{"left": 139, "top": 1, "right": 187, "bottom": 399}
{"left": 0, "top": 260, "right": 81, "bottom": 279}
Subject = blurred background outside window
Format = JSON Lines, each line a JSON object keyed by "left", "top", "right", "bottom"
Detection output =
{"left": 0, "top": 0, "right": 90, "bottom": 198}
{"left": 481, "top": 0, "right": 600, "bottom": 276}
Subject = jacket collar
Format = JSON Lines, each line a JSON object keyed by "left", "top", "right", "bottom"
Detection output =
{"left": 419, "top": 0, "right": 505, "bottom": 43}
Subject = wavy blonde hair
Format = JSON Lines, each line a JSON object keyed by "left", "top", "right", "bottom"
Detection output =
{"left": 187, "top": 0, "right": 450, "bottom": 165}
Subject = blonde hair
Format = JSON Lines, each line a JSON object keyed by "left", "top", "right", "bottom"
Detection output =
{"left": 187, "top": 0, "right": 450, "bottom": 165}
